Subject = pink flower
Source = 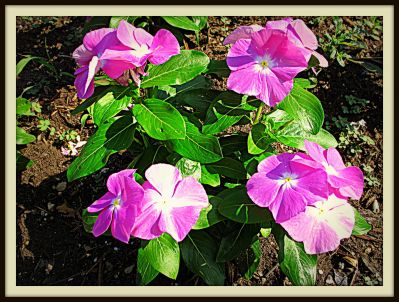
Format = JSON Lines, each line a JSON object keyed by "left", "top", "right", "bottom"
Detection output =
{"left": 266, "top": 18, "right": 328, "bottom": 67}
{"left": 246, "top": 153, "right": 328, "bottom": 223}
{"left": 72, "top": 28, "right": 133, "bottom": 99}
{"left": 226, "top": 28, "right": 310, "bottom": 106}
{"left": 303, "top": 140, "right": 364, "bottom": 200}
{"left": 100, "top": 20, "right": 180, "bottom": 86}
{"left": 87, "top": 169, "right": 144, "bottom": 243}
{"left": 61, "top": 136, "right": 87, "bottom": 156}
{"left": 131, "top": 164, "right": 208, "bottom": 242}
{"left": 280, "top": 194, "right": 355, "bottom": 254}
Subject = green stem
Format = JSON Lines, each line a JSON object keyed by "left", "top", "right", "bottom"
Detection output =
{"left": 253, "top": 103, "right": 265, "bottom": 124}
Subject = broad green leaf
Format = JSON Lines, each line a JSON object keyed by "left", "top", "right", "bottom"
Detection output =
{"left": 237, "top": 239, "right": 261, "bottom": 280}
{"left": 274, "top": 225, "right": 317, "bottom": 286}
{"left": 136, "top": 247, "right": 159, "bottom": 285}
{"left": 16, "top": 97, "right": 34, "bottom": 116}
{"left": 175, "top": 157, "right": 201, "bottom": 180}
{"left": 134, "top": 145, "right": 169, "bottom": 175}
{"left": 191, "top": 16, "right": 208, "bottom": 30}
{"left": 141, "top": 50, "right": 210, "bottom": 88}
{"left": 158, "top": 85, "right": 176, "bottom": 97}
{"left": 16, "top": 55, "right": 56, "bottom": 76}
{"left": 181, "top": 231, "right": 225, "bottom": 285}
{"left": 192, "top": 196, "right": 225, "bottom": 230}
{"left": 93, "top": 91, "right": 133, "bottom": 126}
{"left": 173, "top": 89, "right": 219, "bottom": 118}
{"left": 206, "top": 60, "right": 230, "bottom": 78}
{"left": 143, "top": 233, "right": 180, "bottom": 280}
{"left": 264, "top": 109, "right": 294, "bottom": 131}
{"left": 162, "top": 16, "right": 202, "bottom": 32}
{"left": 275, "top": 122, "right": 338, "bottom": 150}
{"left": 199, "top": 165, "right": 220, "bottom": 187}
{"left": 134, "top": 98, "right": 186, "bottom": 140}
{"left": 202, "top": 92, "right": 256, "bottom": 135}
{"left": 294, "top": 78, "right": 316, "bottom": 89}
{"left": 217, "top": 187, "right": 273, "bottom": 224}
{"left": 72, "top": 86, "right": 133, "bottom": 115}
{"left": 260, "top": 228, "right": 272, "bottom": 238}
{"left": 216, "top": 222, "right": 260, "bottom": 262}
{"left": 67, "top": 115, "right": 136, "bottom": 182}
{"left": 277, "top": 83, "right": 324, "bottom": 134}
{"left": 16, "top": 150, "right": 33, "bottom": 172}
{"left": 248, "top": 123, "right": 273, "bottom": 155}
{"left": 109, "top": 16, "right": 138, "bottom": 28}
{"left": 16, "top": 126, "right": 35, "bottom": 145}
{"left": 352, "top": 207, "right": 372, "bottom": 235}
{"left": 219, "top": 134, "right": 247, "bottom": 156}
{"left": 206, "top": 157, "right": 247, "bottom": 180}
{"left": 168, "top": 118, "right": 223, "bottom": 164}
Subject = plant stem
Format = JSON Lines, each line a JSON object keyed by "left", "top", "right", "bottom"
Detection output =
{"left": 253, "top": 103, "right": 265, "bottom": 124}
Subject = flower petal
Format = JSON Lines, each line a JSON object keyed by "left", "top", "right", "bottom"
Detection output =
{"left": 148, "top": 29, "right": 180, "bottom": 65}
{"left": 223, "top": 24, "right": 263, "bottom": 45}
{"left": 226, "top": 38, "right": 256, "bottom": 71}
{"left": 117, "top": 20, "right": 140, "bottom": 49}
{"left": 92, "top": 207, "right": 113, "bottom": 237}
{"left": 246, "top": 172, "right": 281, "bottom": 208}
{"left": 304, "top": 140, "right": 327, "bottom": 165}
{"left": 111, "top": 205, "right": 137, "bottom": 243}
{"left": 72, "top": 44, "right": 93, "bottom": 66}
{"left": 87, "top": 192, "right": 115, "bottom": 213}
{"left": 227, "top": 66, "right": 261, "bottom": 97}
{"left": 145, "top": 164, "right": 182, "bottom": 199}
{"left": 269, "top": 187, "right": 307, "bottom": 223}
{"left": 290, "top": 19, "right": 318, "bottom": 50}
{"left": 331, "top": 166, "right": 364, "bottom": 200}
{"left": 312, "top": 51, "right": 329, "bottom": 67}
{"left": 326, "top": 147, "right": 346, "bottom": 170}
{"left": 74, "top": 62, "right": 99, "bottom": 99}
{"left": 170, "top": 177, "right": 208, "bottom": 208}
{"left": 106, "top": 169, "right": 136, "bottom": 196}
{"left": 83, "top": 28, "right": 116, "bottom": 52}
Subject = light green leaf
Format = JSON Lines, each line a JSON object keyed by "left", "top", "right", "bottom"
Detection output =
{"left": 175, "top": 157, "right": 201, "bottom": 180}
{"left": 133, "top": 98, "right": 186, "bottom": 140}
{"left": 192, "top": 196, "right": 225, "bottom": 230}
{"left": 162, "top": 16, "right": 202, "bottom": 32}
{"left": 16, "top": 97, "right": 34, "bottom": 116}
{"left": 248, "top": 123, "right": 273, "bottom": 155}
{"left": 136, "top": 247, "right": 160, "bottom": 285}
{"left": 109, "top": 16, "right": 138, "bottom": 28}
{"left": 199, "top": 165, "right": 220, "bottom": 187}
{"left": 16, "top": 126, "right": 35, "bottom": 145}
{"left": 92, "top": 91, "right": 133, "bottom": 126}
{"left": 352, "top": 207, "right": 372, "bottom": 235}
{"left": 141, "top": 50, "right": 210, "bottom": 88}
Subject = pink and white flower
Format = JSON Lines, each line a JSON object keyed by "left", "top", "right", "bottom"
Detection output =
{"left": 131, "top": 164, "right": 208, "bottom": 242}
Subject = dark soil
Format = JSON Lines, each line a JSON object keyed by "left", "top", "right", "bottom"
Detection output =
{"left": 16, "top": 16, "right": 383, "bottom": 286}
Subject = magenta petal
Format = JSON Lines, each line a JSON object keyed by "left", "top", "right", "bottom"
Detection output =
{"left": 74, "top": 61, "right": 99, "bottom": 99}
{"left": 304, "top": 140, "right": 327, "bottom": 165}
{"left": 227, "top": 67, "right": 261, "bottom": 97}
{"left": 312, "top": 51, "right": 329, "bottom": 67}
{"left": 223, "top": 24, "right": 263, "bottom": 45}
{"left": 117, "top": 20, "right": 139, "bottom": 49}
{"left": 148, "top": 29, "right": 180, "bottom": 65}
{"left": 171, "top": 177, "right": 208, "bottom": 208}
{"left": 270, "top": 188, "right": 307, "bottom": 223}
{"left": 331, "top": 166, "right": 364, "bottom": 200}
{"left": 92, "top": 207, "right": 113, "bottom": 237}
{"left": 246, "top": 172, "right": 281, "bottom": 208}
{"left": 266, "top": 19, "right": 291, "bottom": 31}
{"left": 72, "top": 44, "right": 93, "bottom": 66}
{"left": 326, "top": 147, "right": 346, "bottom": 170}
{"left": 83, "top": 28, "right": 115, "bottom": 52}
{"left": 120, "top": 176, "right": 144, "bottom": 212}
{"left": 305, "top": 222, "right": 340, "bottom": 254}
{"left": 106, "top": 169, "right": 136, "bottom": 196}
{"left": 87, "top": 192, "right": 115, "bottom": 213}
{"left": 145, "top": 164, "right": 182, "bottom": 199}
{"left": 158, "top": 206, "right": 201, "bottom": 242}
{"left": 290, "top": 19, "right": 318, "bottom": 50}
{"left": 111, "top": 206, "right": 137, "bottom": 243}
{"left": 102, "top": 59, "right": 135, "bottom": 79}
{"left": 133, "top": 28, "right": 154, "bottom": 48}
{"left": 279, "top": 211, "right": 315, "bottom": 243}
{"left": 294, "top": 168, "right": 329, "bottom": 201}
{"left": 258, "top": 74, "right": 293, "bottom": 106}
{"left": 226, "top": 39, "right": 256, "bottom": 71}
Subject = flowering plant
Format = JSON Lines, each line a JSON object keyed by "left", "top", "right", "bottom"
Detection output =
{"left": 70, "top": 16, "right": 371, "bottom": 286}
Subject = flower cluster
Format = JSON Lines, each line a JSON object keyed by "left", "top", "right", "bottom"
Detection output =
{"left": 73, "top": 20, "right": 180, "bottom": 99}
{"left": 224, "top": 18, "right": 327, "bottom": 107}
{"left": 247, "top": 140, "right": 364, "bottom": 254}
{"left": 88, "top": 164, "right": 208, "bottom": 243}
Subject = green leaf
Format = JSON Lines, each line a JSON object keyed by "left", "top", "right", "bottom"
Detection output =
{"left": 82, "top": 208, "right": 98, "bottom": 233}
{"left": 168, "top": 118, "right": 223, "bottom": 164}
{"left": 264, "top": 109, "right": 293, "bottom": 131}
{"left": 217, "top": 187, "right": 273, "bottom": 224}
{"left": 206, "top": 157, "right": 247, "bottom": 180}
{"left": 71, "top": 86, "right": 132, "bottom": 115}
{"left": 172, "top": 89, "right": 219, "bottom": 118}
{"left": 109, "top": 16, "right": 138, "bottom": 28}
{"left": 162, "top": 16, "right": 202, "bottom": 32}
{"left": 192, "top": 196, "right": 225, "bottom": 230}
{"left": 133, "top": 98, "right": 186, "bottom": 140}
{"left": 143, "top": 233, "right": 180, "bottom": 280}
{"left": 175, "top": 157, "right": 201, "bottom": 180}
{"left": 141, "top": 50, "right": 210, "bottom": 88}
{"left": 277, "top": 83, "right": 324, "bottom": 135}
{"left": 136, "top": 247, "right": 159, "bottom": 285}
{"left": 202, "top": 92, "right": 256, "bottom": 135}
{"left": 220, "top": 134, "right": 247, "bottom": 156}
{"left": 243, "top": 152, "right": 274, "bottom": 176}
{"left": 294, "top": 78, "right": 314, "bottom": 89}
{"left": 275, "top": 122, "right": 338, "bottom": 150}
{"left": 248, "top": 123, "right": 273, "bottom": 155}
{"left": 16, "top": 55, "right": 57, "bottom": 76}
{"left": 16, "top": 150, "right": 33, "bottom": 172}
{"left": 274, "top": 225, "right": 317, "bottom": 286}
{"left": 199, "top": 165, "right": 220, "bottom": 187}
{"left": 352, "top": 207, "right": 372, "bottom": 235}
{"left": 216, "top": 222, "right": 260, "bottom": 262}
{"left": 16, "top": 126, "right": 35, "bottom": 145}
{"left": 16, "top": 97, "right": 33, "bottom": 116}
{"left": 67, "top": 115, "right": 136, "bottom": 182}
{"left": 181, "top": 231, "right": 225, "bottom": 285}
{"left": 260, "top": 228, "right": 272, "bottom": 238}
{"left": 191, "top": 16, "right": 208, "bottom": 30}
{"left": 206, "top": 60, "right": 230, "bottom": 78}
{"left": 92, "top": 90, "right": 133, "bottom": 126}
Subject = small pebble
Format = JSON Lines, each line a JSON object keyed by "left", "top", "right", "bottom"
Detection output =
{"left": 55, "top": 182, "right": 67, "bottom": 192}
{"left": 124, "top": 265, "right": 134, "bottom": 274}
{"left": 325, "top": 275, "right": 335, "bottom": 285}
{"left": 93, "top": 257, "right": 97, "bottom": 263}
{"left": 318, "top": 269, "right": 324, "bottom": 275}
{"left": 365, "top": 247, "right": 372, "bottom": 254}
{"left": 47, "top": 202, "right": 55, "bottom": 211}
{"left": 113, "top": 247, "right": 119, "bottom": 251}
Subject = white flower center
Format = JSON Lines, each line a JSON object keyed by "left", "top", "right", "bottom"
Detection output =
{"left": 254, "top": 54, "right": 274, "bottom": 75}
{"left": 278, "top": 173, "right": 298, "bottom": 188}
{"left": 131, "top": 44, "right": 151, "bottom": 57}
{"left": 323, "top": 163, "right": 339, "bottom": 176}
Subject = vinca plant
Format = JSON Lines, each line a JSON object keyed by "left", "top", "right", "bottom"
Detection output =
{"left": 68, "top": 17, "right": 371, "bottom": 286}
